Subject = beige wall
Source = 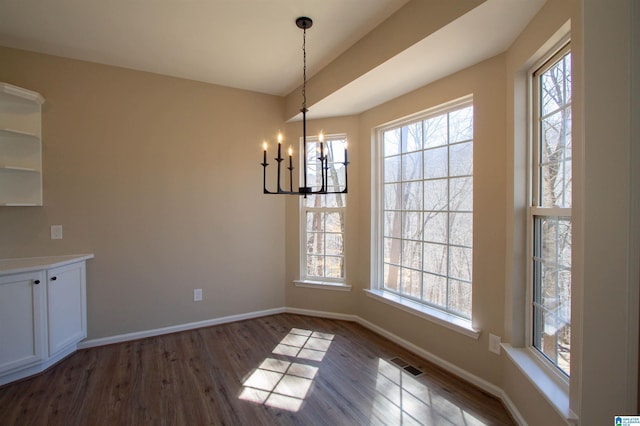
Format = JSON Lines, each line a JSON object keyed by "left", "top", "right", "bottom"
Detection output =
{"left": 2, "top": 0, "right": 637, "bottom": 422}
{"left": 0, "top": 46, "right": 287, "bottom": 339}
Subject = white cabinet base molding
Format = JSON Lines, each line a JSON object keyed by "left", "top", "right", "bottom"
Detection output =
{"left": 0, "top": 254, "right": 93, "bottom": 386}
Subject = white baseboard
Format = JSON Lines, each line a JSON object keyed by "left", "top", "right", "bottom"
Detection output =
{"left": 77, "top": 306, "right": 525, "bottom": 425}
{"left": 77, "top": 307, "right": 286, "bottom": 349}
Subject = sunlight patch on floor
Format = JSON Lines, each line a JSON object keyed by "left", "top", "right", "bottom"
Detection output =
{"left": 238, "top": 328, "right": 334, "bottom": 412}
{"left": 370, "top": 358, "right": 489, "bottom": 425}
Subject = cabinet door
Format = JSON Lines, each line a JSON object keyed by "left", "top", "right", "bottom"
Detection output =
{"left": 0, "top": 271, "right": 45, "bottom": 373}
{"left": 47, "top": 263, "right": 86, "bottom": 357}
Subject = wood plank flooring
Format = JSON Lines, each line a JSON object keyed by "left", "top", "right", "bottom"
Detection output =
{"left": 0, "top": 314, "right": 515, "bottom": 425}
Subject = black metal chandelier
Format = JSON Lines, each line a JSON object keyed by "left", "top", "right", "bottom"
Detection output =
{"left": 261, "top": 16, "right": 349, "bottom": 195}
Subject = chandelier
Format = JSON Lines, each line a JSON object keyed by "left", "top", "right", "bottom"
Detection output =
{"left": 261, "top": 17, "right": 349, "bottom": 195}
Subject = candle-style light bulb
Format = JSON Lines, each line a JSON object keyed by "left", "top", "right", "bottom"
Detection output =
{"left": 319, "top": 132, "right": 324, "bottom": 143}
{"left": 276, "top": 133, "right": 282, "bottom": 159}
{"left": 288, "top": 146, "right": 293, "bottom": 156}
{"left": 262, "top": 141, "right": 267, "bottom": 164}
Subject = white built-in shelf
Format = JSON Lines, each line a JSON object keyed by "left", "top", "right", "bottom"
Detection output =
{"left": 0, "top": 83, "right": 44, "bottom": 206}
{"left": 0, "top": 165, "right": 39, "bottom": 172}
{"left": 0, "top": 128, "right": 40, "bottom": 140}
{"left": 0, "top": 82, "right": 45, "bottom": 105}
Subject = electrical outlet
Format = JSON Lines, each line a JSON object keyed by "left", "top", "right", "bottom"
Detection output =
{"left": 194, "top": 288, "right": 203, "bottom": 302}
{"left": 50, "top": 225, "right": 63, "bottom": 240}
{"left": 489, "top": 333, "right": 501, "bottom": 355}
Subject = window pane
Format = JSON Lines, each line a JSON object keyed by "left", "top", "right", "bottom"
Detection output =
{"left": 384, "top": 237, "right": 401, "bottom": 265}
{"left": 402, "top": 240, "right": 422, "bottom": 269}
{"left": 537, "top": 216, "right": 572, "bottom": 266}
{"left": 423, "top": 273, "right": 446, "bottom": 308}
{"left": 402, "top": 152, "right": 422, "bottom": 181}
{"left": 449, "top": 177, "right": 473, "bottom": 211}
{"left": 423, "top": 115, "right": 448, "bottom": 148}
{"left": 402, "top": 181, "right": 422, "bottom": 211}
{"left": 424, "top": 179, "right": 448, "bottom": 211}
{"left": 402, "top": 212, "right": 422, "bottom": 240}
{"left": 384, "top": 264, "right": 401, "bottom": 292}
{"left": 307, "top": 255, "right": 324, "bottom": 277}
{"left": 423, "top": 242, "right": 447, "bottom": 276}
{"left": 325, "top": 212, "right": 344, "bottom": 233}
{"left": 449, "top": 106, "right": 473, "bottom": 143}
{"left": 449, "top": 246, "right": 472, "bottom": 282}
{"left": 449, "top": 213, "right": 473, "bottom": 247}
{"left": 325, "top": 256, "right": 344, "bottom": 279}
{"left": 380, "top": 102, "right": 473, "bottom": 319}
{"left": 384, "top": 183, "right": 402, "bottom": 211}
{"left": 449, "top": 279, "right": 471, "bottom": 318}
{"left": 423, "top": 212, "right": 447, "bottom": 244}
{"left": 325, "top": 233, "right": 343, "bottom": 256}
{"left": 533, "top": 305, "right": 571, "bottom": 376}
{"left": 402, "top": 122, "right": 423, "bottom": 152}
{"left": 450, "top": 141, "right": 473, "bottom": 176}
{"left": 306, "top": 232, "right": 323, "bottom": 254}
{"left": 384, "top": 212, "right": 402, "bottom": 238}
{"left": 424, "top": 147, "right": 448, "bottom": 179}
{"left": 384, "top": 129, "right": 401, "bottom": 156}
{"left": 306, "top": 212, "right": 324, "bottom": 232}
{"left": 402, "top": 268, "right": 422, "bottom": 298}
{"left": 384, "top": 155, "right": 401, "bottom": 183}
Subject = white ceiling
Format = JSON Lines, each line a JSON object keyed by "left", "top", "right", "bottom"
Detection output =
{"left": 0, "top": 0, "right": 545, "bottom": 116}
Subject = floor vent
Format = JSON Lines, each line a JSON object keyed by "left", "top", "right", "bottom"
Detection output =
{"left": 389, "top": 357, "right": 423, "bottom": 377}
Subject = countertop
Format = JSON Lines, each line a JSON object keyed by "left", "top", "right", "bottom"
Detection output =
{"left": 0, "top": 254, "right": 94, "bottom": 275}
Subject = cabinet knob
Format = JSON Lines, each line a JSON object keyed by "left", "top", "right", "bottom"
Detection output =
{"left": 34, "top": 280, "right": 40, "bottom": 285}
{"left": 51, "top": 276, "right": 57, "bottom": 281}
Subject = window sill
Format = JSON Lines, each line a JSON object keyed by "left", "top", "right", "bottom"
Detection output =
{"left": 364, "top": 289, "right": 480, "bottom": 339}
{"left": 502, "top": 344, "right": 577, "bottom": 424}
{"left": 293, "top": 280, "right": 352, "bottom": 292}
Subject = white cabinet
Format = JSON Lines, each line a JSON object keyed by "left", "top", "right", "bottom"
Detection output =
{"left": 47, "top": 262, "right": 87, "bottom": 358}
{"left": 0, "top": 82, "right": 45, "bottom": 206}
{"left": 0, "top": 271, "right": 46, "bottom": 373}
{"left": 0, "top": 255, "right": 92, "bottom": 386}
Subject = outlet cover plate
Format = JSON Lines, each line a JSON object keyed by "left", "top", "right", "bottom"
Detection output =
{"left": 489, "top": 333, "right": 501, "bottom": 354}
{"left": 194, "top": 288, "right": 203, "bottom": 302}
{"left": 51, "top": 225, "right": 63, "bottom": 240}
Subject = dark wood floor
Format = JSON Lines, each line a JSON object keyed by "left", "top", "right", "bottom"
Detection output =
{"left": 0, "top": 314, "right": 515, "bottom": 425}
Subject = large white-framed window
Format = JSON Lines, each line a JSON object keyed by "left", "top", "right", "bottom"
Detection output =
{"left": 299, "top": 134, "right": 347, "bottom": 285}
{"left": 372, "top": 99, "right": 474, "bottom": 322}
{"left": 529, "top": 44, "right": 572, "bottom": 377}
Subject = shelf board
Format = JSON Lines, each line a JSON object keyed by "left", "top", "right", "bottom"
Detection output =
{"left": 0, "top": 83, "right": 44, "bottom": 105}
{"left": 0, "top": 203, "right": 40, "bottom": 207}
{"left": 0, "top": 165, "right": 40, "bottom": 173}
{"left": 0, "top": 128, "right": 40, "bottom": 140}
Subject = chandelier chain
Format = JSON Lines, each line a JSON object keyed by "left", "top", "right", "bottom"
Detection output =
{"left": 302, "top": 26, "right": 307, "bottom": 112}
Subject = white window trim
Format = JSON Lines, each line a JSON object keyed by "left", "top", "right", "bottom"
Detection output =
{"left": 364, "top": 289, "right": 479, "bottom": 339}
{"left": 293, "top": 280, "right": 352, "bottom": 291}
{"left": 298, "top": 133, "right": 348, "bottom": 287}
{"left": 526, "top": 41, "right": 572, "bottom": 385}
{"left": 370, "top": 96, "right": 477, "bottom": 335}
{"left": 505, "top": 31, "right": 576, "bottom": 424}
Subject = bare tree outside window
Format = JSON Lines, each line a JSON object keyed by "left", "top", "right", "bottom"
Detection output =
{"left": 532, "top": 47, "right": 572, "bottom": 376}
{"left": 381, "top": 103, "right": 473, "bottom": 319}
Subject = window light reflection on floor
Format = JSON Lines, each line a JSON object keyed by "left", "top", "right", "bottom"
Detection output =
{"left": 370, "top": 359, "right": 488, "bottom": 426}
{"left": 238, "top": 328, "right": 334, "bottom": 412}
